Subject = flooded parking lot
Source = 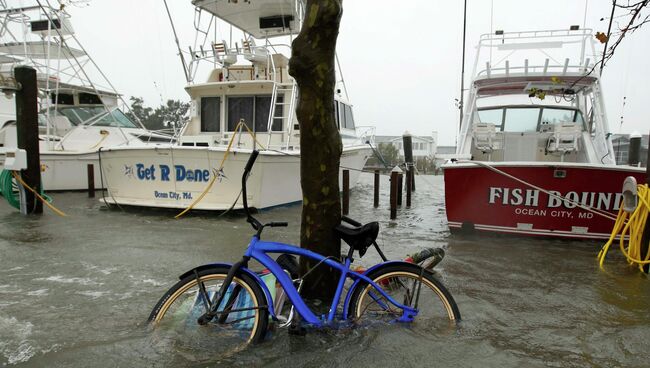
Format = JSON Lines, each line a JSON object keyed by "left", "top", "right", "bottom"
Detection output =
{"left": 1, "top": 173, "right": 649, "bottom": 367}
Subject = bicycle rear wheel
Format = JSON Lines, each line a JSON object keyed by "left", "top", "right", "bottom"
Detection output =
{"left": 149, "top": 266, "right": 269, "bottom": 352}
{"left": 348, "top": 263, "right": 460, "bottom": 329}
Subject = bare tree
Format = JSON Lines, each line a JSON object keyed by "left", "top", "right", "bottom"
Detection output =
{"left": 288, "top": 0, "right": 344, "bottom": 300}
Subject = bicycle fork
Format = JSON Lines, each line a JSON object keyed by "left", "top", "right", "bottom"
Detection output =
{"left": 196, "top": 257, "right": 257, "bottom": 325}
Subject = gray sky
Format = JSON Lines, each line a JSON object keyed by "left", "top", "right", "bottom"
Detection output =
{"left": 66, "top": 0, "right": 649, "bottom": 145}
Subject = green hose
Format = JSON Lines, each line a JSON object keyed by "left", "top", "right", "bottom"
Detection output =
{"left": 0, "top": 169, "right": 51, "bottom": 209}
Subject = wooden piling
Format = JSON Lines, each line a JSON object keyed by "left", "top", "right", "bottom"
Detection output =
{"left": 411, "top": 164, "right": 416, "bottom": 191}
{"left": 402, "top": 132, "right": 415, "bottom": 192}
{"left": 87, "top": 164, "right": 95, "bottom": 198}
{"left": 397, "top": 173, "right": 403, "bottom": 206}
{"left": 15, "top": 66, "right": 42, "bottom": 214}
{"left": 342, "top": 169, "right": 349, "bottom": 215}
{"left": 390, "top": 170, "right": 397, "bottom": 220}
{"left": 628, "top": 133, "right": 642, "bottom": 166}
{"left": 373, "top": 170, "right": 379, "bottom": 208}
{"left": 406, "top": 168, "right": 412, "bottom": 207}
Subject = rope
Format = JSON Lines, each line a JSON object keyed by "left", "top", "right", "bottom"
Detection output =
{"left": 87, "top": 130, "right": 110, "bottom": 150}
{"left": 175, "top": 120, "right": 265, "bottom": 218}
{"left": 10, "top": 171, "right": 67, "bottom": 217}
{"left": 456, "top": 160, "right": 618, "bottom": 222}
{"left": 598, "top": 184, "right": 650, "bottom": 271}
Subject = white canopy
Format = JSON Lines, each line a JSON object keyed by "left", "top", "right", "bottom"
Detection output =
{"left": 193, "top": 0, "right": 299, "bottom": 39}
{"left": 0, "top": 41, "right": 85, "bottom": 60}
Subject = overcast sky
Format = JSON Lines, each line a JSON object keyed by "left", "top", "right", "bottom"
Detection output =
{"left": 64, "top": 0, "right": 649, "bottom": 145}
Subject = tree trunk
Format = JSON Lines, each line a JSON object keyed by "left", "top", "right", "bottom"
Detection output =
{"left": 289, "top": 0, "right": 343, "bottom": 300}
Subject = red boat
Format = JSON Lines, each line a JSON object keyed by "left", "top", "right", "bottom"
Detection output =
{"left": 443, "top": 29, "right": 646, "bottom": 240}
{"left": 444, "top": 162, "right": 645, "bottom": 239}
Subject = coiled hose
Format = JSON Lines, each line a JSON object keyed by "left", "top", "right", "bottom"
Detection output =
{"left": 0, "top": 169, "right": 52, "bottom": 209}
{"left": 598, "top": 184, "right": 650, "bottom": 272}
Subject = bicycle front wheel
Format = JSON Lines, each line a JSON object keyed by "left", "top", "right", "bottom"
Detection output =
{"left": 149, "top": 266, "right": 269, "bottom": 352}
{"left": 349, "top": 263, "right": 460, "bottom": 329}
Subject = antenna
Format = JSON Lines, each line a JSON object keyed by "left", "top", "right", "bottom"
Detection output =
{"left": 458, "top": 0, "right": 468, "bottom": 134}
{"left": 163, "top": 0, "right": 191, "bottom": 83}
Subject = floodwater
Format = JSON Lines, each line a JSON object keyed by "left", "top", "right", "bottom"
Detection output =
{"left": 1, "top": 173, "right": 649, "bottom": 367}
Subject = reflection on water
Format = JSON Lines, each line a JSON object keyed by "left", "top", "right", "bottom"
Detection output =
{"left": 0, "top": 174, "right": 648, "bottom": 367}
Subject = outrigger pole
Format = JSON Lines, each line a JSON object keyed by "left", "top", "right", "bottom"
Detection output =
{"left": 163, "top": 0, "right": 191, "bottom": 83}
{"left": 458, "top": 0, "right": 468, "bottom": 133}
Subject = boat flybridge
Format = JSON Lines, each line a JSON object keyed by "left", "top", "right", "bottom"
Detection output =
{"left": 0, "top": 2, "right": 173, "bottom": 192}
{"left": 99, "top": 0, "right": 373, "bottom": 211}
{"left": 443, "top": 28, "right": 645, "bottom": 239}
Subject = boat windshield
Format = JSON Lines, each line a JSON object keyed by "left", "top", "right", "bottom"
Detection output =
{"left": 54, "top": 106, "right": 138, "bottom": 128}
{"left": 477, "top": 106, "right": 585, "bottom": 132}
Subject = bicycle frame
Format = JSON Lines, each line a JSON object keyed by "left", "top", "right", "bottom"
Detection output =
{"left": 243, "top": 236, "right": 418, "bottom": 327}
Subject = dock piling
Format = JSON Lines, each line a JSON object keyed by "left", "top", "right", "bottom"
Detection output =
{"left": 15, "top": 66, "right": 42, "bottom": 215}
{"left": 87, "top": 164, "right": 95, "bottom": 198}
{"left": 373, "top": 170, "right": 379, "bottom": 208}
{"left": 397, "top": 172, "right": 403, "bottom": 207}
{"left": 406, "top": 168, "right": 412, "bottom": 207}
{"left": 628, "top": 132, "right": 642, "bottom": 166}
{"left": 390, "top": 169, "right": 397, "bottom": 219}
{"left": 342, "top": 169, "right": 349, "bottom": 215}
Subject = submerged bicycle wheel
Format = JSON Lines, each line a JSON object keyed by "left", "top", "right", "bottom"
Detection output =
{"left": 349, "top": 263, "right": 460, "bottom": 329}
{"left": 149, "top": 266, "right": 269, "bottom": 352}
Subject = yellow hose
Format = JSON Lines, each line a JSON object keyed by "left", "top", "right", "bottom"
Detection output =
{"left": 11, "top": 171, "right": 67, "bottom": 217}
{"left": 174, "top": 120, "right": 267, "bottom": 219}
{"left": 598, "top": 184, "right": 650, "bottom": 271}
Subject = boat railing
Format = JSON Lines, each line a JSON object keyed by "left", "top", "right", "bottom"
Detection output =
{"left": 186, "top": 41, "right": 292, "bottom": 85}
{"left": 478, "top": 28, "right": 593, "bottom": 44}
{"left": 476, "top": 59, "right": 595, "bottom": 79}
{"left": 351, "top": 126, "right": 376, "bottom": 146}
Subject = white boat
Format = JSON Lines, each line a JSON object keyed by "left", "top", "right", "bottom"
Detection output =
{"left": 442, "top": 28, "right": 645, "bottom": 240}
{"left": 0, "top": 3, "right": 173, "bottom": 191}
{"left": 98, "top": 0, "right": 373, "bottom": 211}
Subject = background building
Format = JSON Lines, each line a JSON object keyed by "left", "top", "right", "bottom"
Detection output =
{"left": 611, "top": 133, "right": 648, "bottom": 167}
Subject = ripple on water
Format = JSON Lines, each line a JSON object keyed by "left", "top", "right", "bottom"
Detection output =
{"left": 0, "top": 316, "right": 35, "bottom": 365}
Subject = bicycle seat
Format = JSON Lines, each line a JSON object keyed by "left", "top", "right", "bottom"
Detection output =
{"left": 334, "top": 221, "right": 379, "bottom": 257}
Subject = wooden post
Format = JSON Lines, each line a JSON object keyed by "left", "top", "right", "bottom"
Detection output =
{"left": 397, "top": 172, "right": 403, "bottom": 206}
{"left": 15, "top": 66, "right": 42, "bottom": 214}
{"left": 402, "top": 131, "right": 415, "bottom": 192}
{"left": 87, "top": 164, "right": 95, "bottom": 198}
{"left": 342, "top": 169, "right": 349, "bottom": 215}
{"left": 411, "top": 163, "right": 416, "bottom": 191}
{"left": 641, "top": 131, "right": 650, "bottom": 273}
{"left": 373, "top": 170, "right": 379, "bottom": 208}
{"left": 628, "top": 132, "right": 641, "bottom": 166}
{"left": 406, "top": 168, "right": 412, "bottom": 207}
{"left": 390, "top": 169, "right": 398, "bottom": 220}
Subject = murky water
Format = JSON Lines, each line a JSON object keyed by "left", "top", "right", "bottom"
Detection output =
{"left": 1, "top": 174, "right": 649, "bottom": 367}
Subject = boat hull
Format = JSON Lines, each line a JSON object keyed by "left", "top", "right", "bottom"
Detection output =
{"left": 99, "top": 146, "right": 371, "bottom": 210}
{"left": 443, "top": 162, "right": 646, "bottom": 240}
{"left": 0, "top": 151, "right": 103, "bottom": 191}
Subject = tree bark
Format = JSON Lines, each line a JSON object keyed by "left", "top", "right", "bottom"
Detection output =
{"left": 289, "top": 0, "right": 343, "bottom": 300}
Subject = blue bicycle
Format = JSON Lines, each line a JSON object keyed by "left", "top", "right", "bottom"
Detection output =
{"left": 149, "top": 150, "right": 460, "bottom": 350}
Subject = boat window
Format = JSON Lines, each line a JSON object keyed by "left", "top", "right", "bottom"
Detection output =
{"left": 477, "top": 108, "right": 503, "bottom": 130}
{"left": 55, "top": 106, "right": 138, "bottom": 128}
{"left": 540, "top": 108, "right": 577, "bottom": 125}
{"left": 227, "top": 97, "right": 254, "bottom": 131}
{"left": 254, "top": 96, "right": 272, "bottom": 132}
{"left": 343, "top": 103, "right": 355, "bottom": 129}
{"left": 503, "top": 107, "right": 540, "bottom": 132}
{"left": 200, "top": 97, "right": 220, "bottom": 132}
